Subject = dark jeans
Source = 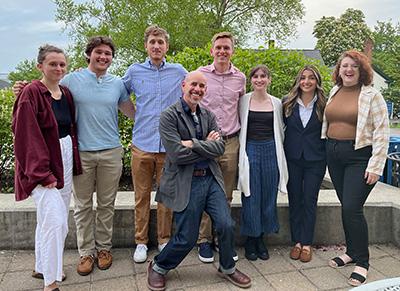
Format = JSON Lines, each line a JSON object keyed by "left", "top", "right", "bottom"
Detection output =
{"left": 287, "top": 157, "right": 326, "bottom": 245}
{"left": 154, "top": 175, "right": 236, "bottom": 274}
{"left": 326, "top": 138, "right": 376, "bottom": 269}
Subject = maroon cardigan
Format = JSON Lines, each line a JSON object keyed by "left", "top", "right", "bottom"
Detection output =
{"left": 12, "top": 80, "right": 82, "bottom": 201}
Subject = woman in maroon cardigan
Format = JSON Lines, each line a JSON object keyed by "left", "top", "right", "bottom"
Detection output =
{"left": 12, "top": 45, "right": 81, "bottom": 291}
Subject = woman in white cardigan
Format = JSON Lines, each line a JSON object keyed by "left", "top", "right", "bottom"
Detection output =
{"left": 237, "top": 65, "right": 288, "bottom": 261}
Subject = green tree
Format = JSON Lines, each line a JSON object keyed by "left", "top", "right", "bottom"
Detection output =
{"left": 373, "top": 20, "right": 400, "bottom": 115}
{"left": 313, "top": 8, "right": 373, "bottom": 66}
{"left": 54, "top": 0, "right": 305, "bottom": 70}
{"left": 8, "top": 59, "right": 41, "bottom": 84}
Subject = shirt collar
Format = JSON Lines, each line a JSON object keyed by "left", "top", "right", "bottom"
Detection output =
{"left": 31, "top": 80, "right": 49, "bottom": 94}
{"left": 85, "top": 67, "right": 108, "bottom": 79}
{"left": 146, "top": 57, "right": 166, "bottom": 69}
{"left": 297, "top": 95, "right": 318, "bottom": 108}
{"left": 210, "top": 62, "right": 235, "bottom": 75}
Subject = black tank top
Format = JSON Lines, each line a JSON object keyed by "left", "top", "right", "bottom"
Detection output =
{"left": 247, "top": 110, "right": 274, "bottom": 140}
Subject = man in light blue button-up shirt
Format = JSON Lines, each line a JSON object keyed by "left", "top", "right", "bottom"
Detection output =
{"left": 122, "top": 25, "right": 187, "bottom": 263}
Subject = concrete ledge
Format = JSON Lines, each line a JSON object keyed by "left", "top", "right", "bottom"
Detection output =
{"left": 1, "top": 181, "right": 399, "bottom": 249}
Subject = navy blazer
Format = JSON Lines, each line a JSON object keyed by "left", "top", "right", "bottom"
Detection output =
{"left": 284, "top": 103, "right": 326, "bottom": 161}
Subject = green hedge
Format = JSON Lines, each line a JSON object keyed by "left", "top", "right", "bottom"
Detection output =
{"left": 0, "top": 46, "right": 332, "bottom": 193}
{"left": 0, "top": 89, "right": 15, "bottom": 193}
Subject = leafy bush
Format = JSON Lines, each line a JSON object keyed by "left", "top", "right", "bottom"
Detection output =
{"left": 0, "top": 89, "right": 15, "bottom": 193}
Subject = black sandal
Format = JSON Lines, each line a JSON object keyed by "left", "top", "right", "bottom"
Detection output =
{"left": 348, "top": 271, "right": 367, "bottom": 286}
{"left": 329, "top": 256, "right": 355, "bottom": 269}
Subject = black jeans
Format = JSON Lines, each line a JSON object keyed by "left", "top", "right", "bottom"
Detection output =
{"left": 326, "top": 138, "right": 376, "bottom": 269}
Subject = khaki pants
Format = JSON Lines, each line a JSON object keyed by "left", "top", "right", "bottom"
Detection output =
{"left": 198, "top": 136, "right": 239, "bottom": 243}
{"left": 73, "top": 147, "right": 123, "bottom": 256}
{"left": 131, "top": 145, "right": 173, "bottom": 245}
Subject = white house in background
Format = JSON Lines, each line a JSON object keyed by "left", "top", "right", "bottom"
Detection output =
{"left": 372, "top": 65, "right": 391, "bottom": 93}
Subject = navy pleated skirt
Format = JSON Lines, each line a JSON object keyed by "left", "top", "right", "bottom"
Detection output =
{"left": 240, "top": 139, "right": 280, "bottom": 237}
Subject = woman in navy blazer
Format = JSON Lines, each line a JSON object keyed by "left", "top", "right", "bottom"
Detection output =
{"left": 282, "top": 65, "right": 326, "bottom": 263}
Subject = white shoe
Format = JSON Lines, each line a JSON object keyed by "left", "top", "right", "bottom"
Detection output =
{"left": 133, "top": 244, "right": 148, "bottom": 263}
{"left": 158, "top": 242, "right": 168, "bottom": 252}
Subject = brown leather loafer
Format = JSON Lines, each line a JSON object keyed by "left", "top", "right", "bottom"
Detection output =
{"left": 218, "top": 268, "right": 251, "bottom": 288}
{"left": 97, "top": 250, "right": 113, "bottom": 270}
{"left": 300, "top": 248, "right": 312, "bottom": 263}
{"left": 147, "top": 261, "right": 166, "bottom": 291}
{"left": 77, "top": 255, "right": 95, "bottom": 276}
{"left": 290, "top": 246, "right": 302, "bottom": 260}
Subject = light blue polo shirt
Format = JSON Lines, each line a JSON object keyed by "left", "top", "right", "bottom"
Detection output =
{"left": 61, "top": 68, "right": 129, "bottom": 151}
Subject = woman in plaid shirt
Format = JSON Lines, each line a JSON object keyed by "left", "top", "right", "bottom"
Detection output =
{"left": 322, "top": 50, "right": 389, "bottom": 287}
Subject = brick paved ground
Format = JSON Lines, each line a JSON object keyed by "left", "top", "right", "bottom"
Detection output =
{"left": 1, "top": 244, "right": 399, "bottom": 291}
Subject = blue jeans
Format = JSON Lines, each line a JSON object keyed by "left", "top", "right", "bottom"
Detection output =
{"left": 153, "top": 175, "right": 236, "bottom": 274}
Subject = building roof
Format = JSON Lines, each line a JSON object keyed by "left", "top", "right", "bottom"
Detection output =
{"left": 282, "top": 49, "right": 325, "bottom": 65}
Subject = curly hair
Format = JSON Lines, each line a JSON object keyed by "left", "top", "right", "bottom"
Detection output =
{"left": 332, "top": 50, "right": 373, "bottom": 86}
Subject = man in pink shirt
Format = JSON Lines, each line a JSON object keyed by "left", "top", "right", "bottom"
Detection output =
{"left": 196, "top": 32, "right": 246, "bottom": 263}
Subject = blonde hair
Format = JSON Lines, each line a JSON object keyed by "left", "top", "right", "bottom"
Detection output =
{"left": 211, "top": 31, "right": 235, "bottom": 49}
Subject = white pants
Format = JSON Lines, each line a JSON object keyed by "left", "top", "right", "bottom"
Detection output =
{"left": 31, "top": 135, "right": 73, "bottom": 286}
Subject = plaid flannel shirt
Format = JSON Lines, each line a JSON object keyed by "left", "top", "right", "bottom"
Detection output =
{"left": 322, "top": 85, "right": 389, "bottom": 176}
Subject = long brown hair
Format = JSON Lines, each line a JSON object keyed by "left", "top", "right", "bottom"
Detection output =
{"left": 283, "top": 65, "right": 326, "bottom": 121}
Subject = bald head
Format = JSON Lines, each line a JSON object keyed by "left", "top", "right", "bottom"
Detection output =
{"left": 184, "top": 71, "right": 207, "bottom": 84}
{"left": 182, "top": 71, "right": 207, "bottom": 111}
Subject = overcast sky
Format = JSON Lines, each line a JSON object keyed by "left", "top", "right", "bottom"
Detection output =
{"left": 1, "top": 0, "right": 399, "bottom": 74}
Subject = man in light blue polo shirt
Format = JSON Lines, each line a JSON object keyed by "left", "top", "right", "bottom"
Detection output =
{"left": 122, "top": 25, "right": 187, "bottom": 263}
{"left": 62, "top": 36, "right": 135, "bottom": 276}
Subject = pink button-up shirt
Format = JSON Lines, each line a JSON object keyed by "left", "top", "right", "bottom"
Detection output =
{"left": 198, "top": 63, "right": 246, "bottom": 136}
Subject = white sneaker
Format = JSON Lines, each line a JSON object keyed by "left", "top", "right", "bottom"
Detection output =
{"left": 158, "top": 242, "right": 168, "bottom": 252}
{"left": 133, "top": 244, "right": 148, "bottom": 263}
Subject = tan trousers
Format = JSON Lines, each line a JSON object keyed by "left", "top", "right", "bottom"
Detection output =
{"left": 131, "top": 145, "right": 173, "bottom": 245}
{"left": 73, "top": 147, "right": 123, "bottom": 256}
{"left": 198, "top": 136, "right": 239, "bottom": 243}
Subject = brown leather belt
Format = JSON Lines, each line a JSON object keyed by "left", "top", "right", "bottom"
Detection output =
{"left": 221, "top": 131, "right": 239, "bottom": 141}
{"left": 193, "top": 168, "right": 212, "bottom": 177}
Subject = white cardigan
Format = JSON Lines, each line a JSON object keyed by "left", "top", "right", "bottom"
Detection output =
{"left": 237, "top": 92, "right": 288, "bottom": 197}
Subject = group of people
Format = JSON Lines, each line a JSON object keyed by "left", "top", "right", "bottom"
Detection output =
{"left": 11, "top": 24, "right": 389, "bottom": 291}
